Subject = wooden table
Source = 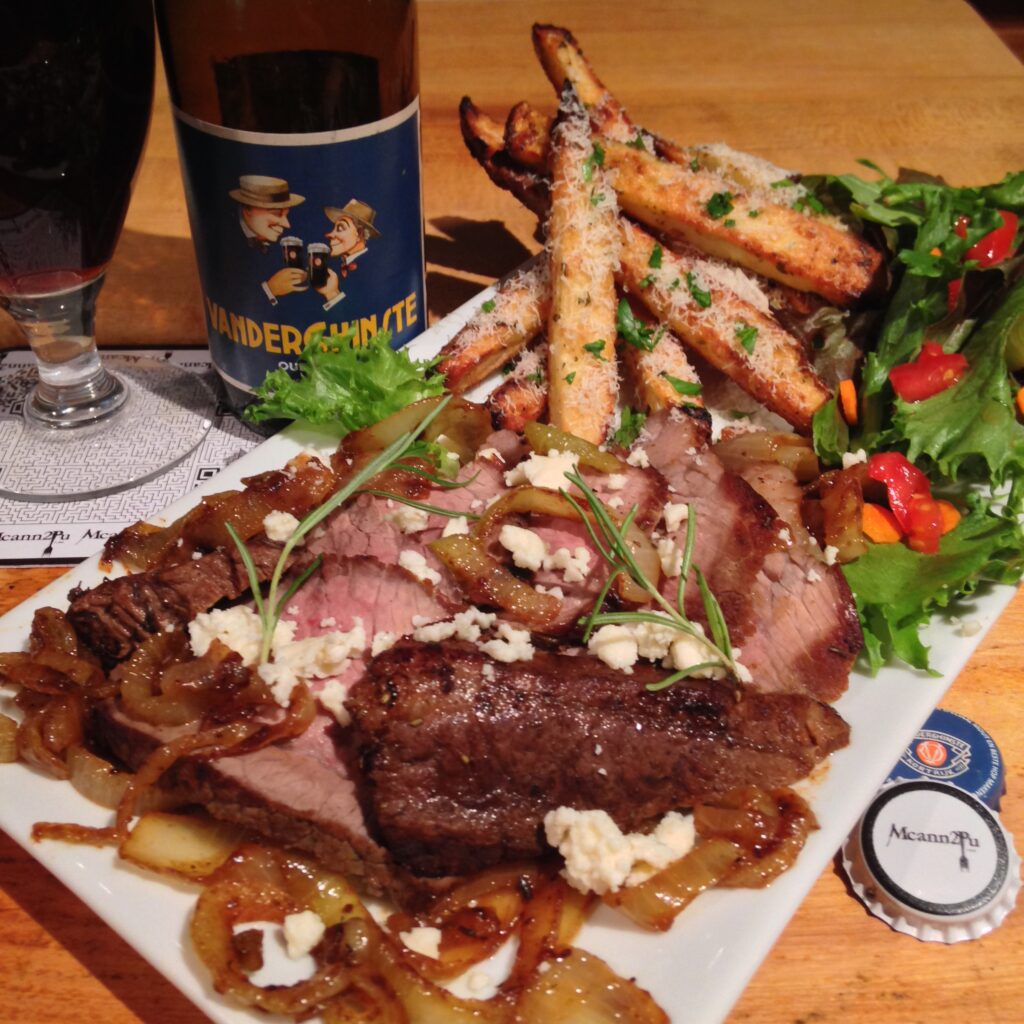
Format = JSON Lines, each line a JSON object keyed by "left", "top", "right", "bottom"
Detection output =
{"left": 2, "top": 1, "right": 1022, "bottom": 1020}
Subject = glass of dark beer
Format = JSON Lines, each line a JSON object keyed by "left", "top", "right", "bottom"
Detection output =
{"left": 307, "top": 243, "right": 330, "bottom": 289}
{"left": 280, "top": 236, "right": 305, "bottom": 269}
{"left": 0, "top": 1, "right": 215, "bottom": 501}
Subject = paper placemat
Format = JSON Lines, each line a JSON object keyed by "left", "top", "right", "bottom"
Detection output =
{"left": 0, "top": 349, "right": 263, "bottom": 565}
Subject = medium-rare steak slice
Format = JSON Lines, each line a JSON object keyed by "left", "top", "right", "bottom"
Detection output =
{"left": 68, "top": 536, "right": 286, "bottom": 668}
{"left": 643, "top": 412, "right": 861, "bottom": 701}
{"left": 348, "top": 640, "right": 850, "bottom": 877}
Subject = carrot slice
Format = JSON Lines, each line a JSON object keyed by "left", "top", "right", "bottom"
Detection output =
{"left": 861, "top": 502, "right": 903, "bottom": 544}
{"left": 936, "top": 499, "right": 961, "bottom": 535}
{"left": 1016, "top": 386, "right": 1024, "bottom": 418}
{"left": 838, "top": 379, "right": 858, "bottom": 425}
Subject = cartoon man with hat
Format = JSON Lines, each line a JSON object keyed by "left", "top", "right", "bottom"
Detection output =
{"left": 229, "top": 175, "right": 309, "bottom": 303}
{"left": 313, "top": 198, "right": 382, "bottom": 308}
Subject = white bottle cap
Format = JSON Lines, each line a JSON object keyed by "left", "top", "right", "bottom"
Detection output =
{"left": 842, "top": 779, "right": 1020, "bottom": 943}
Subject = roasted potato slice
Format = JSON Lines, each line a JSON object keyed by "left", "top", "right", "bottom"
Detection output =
{"left": 505, "top": 100, "right": 551, "bottom": 171}
{"left": 605, "top": 140, "right": 881, "bottom": 305}
{"left": 488, "top": 341, "right": 549, "bottom": 431}
{"left": 619, "top": 221, "right": 830, "bottom": 433}
{"left": 436, "top": 258, "right": 551, "bottom": 394}
{"left": 545, "top": 85, "right": 620, "bottom": 443}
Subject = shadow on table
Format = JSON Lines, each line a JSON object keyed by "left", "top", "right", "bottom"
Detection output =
{"left": 0, "top": 830, "right": 203, "bottom": 1022}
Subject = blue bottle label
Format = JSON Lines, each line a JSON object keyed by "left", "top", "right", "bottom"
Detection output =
{"left": 171, "top": 98, "right": 425, "bottom": 393}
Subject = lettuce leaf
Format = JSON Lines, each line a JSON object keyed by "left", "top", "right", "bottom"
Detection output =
{"left": 243, "top": 329, "right": 444, "bottom": 431}
{"left": 843, "top": 491, "right": 1024, "bottom": 672}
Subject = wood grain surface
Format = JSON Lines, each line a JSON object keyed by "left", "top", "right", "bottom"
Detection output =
{"left": 2, "top": 2, "right": 1023, "bottom": 1022}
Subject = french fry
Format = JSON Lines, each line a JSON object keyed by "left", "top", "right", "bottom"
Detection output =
{"left": 604, "top": 139, "right": 881, "bottom": 305}
{"left": 489, "top": 341, "right": 549, "bottom": 431}
{"left": 545, "top": 85, "right": 620, "bottom": 443}
{"left": 459, "top": 97, "right": 551, "bottom": 218}
{"left": 618, "top": 303, "right": 705, "bottom": 413}
{"left": 436, "top": 258, "right": 551, "bottom": 394}
{"left": 618, "top": 221, "right": 830, "bottom": 433}
{"left": 505, "top": 101, "right": 552, "bottom": 171}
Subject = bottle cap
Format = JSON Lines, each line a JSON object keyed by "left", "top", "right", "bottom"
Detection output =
{"left": 842, "top": 779, "right": 1020, "bottom": 943}
{"left": 886, "top": 708, "right": 1005, "bottom": 809}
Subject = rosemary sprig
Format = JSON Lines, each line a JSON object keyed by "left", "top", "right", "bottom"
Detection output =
{"left": 356, "top": 488, "right": 481, "bottom": 521}
{"left": 560, "top": 470, "right": 742, "bottom": 688}
{"left": 228, "top": 396, "right": 454, "bottom": 665}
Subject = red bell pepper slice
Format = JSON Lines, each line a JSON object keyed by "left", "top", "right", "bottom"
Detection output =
{"left": 866, "top": 452, "right": 931, "bottom": 532}
{"left": 888, "top": 342, "right": 968, "bottom": 402}
{"left": 906, "top": 494, "right": 943, "bottom": 554}
{"left": 965, "top": 210, "right": 1019, "bottom": 268}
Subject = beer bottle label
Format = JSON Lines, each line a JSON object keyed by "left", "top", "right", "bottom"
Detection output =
{"left": 170, "top": 98, "right": 424, "bottom": 395}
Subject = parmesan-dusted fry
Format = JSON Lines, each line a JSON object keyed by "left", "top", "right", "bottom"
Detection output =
{"left": 436, "top": 259, "right": 551, "bottom": 394}
{"left": 604, "top": 140, "right": 881, "bottom": 305}
{"left": 618, "top": 221, "right": 830, "bottom": 433}
{"left": 532, "top": 24, "right": 639, "bottom": 144}
{"left": 546, "top": 85, "right": 620, "bottom": 444}
{"left": 489, "top": 341, "right": 549, "bottom": 431}
{"left": 459, "top": 97, "right": 551, "bottom": 218}
{"left": 505, "top": 101, "right": 552, "bottom": 171}
{"left": 618, "top": 304, "right": 705, "bottom": 413}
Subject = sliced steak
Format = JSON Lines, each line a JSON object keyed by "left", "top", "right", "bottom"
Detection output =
{"left": 68, "top": 537, "right": 286, "bottom": 668}
{"left": 92, "top": 703, "right": 454, "bottom": 906}
{"left": 348, "top": 639, "right": 850, "bottom": 877}
{"left": 644, "top": 412, "right": 860, "bottom": 702}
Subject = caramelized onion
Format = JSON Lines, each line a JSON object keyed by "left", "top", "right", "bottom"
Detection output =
{"left": 67, "top": 744, "right": 132, "bottom": 808}
{"left": 431, "top": 534, "right": 561, "bottom": 627}
{"left": 16, "top": 695, "right": 84, "bottom": 779}
{"left": 807, "top": 468, "right": 869, "bottom": 563}
{"left": 0, "top": 713, "right": 16, "bottom": 762}
{"left": 715, "top": 431, "right": 820, "bottom": 482}
{"left": 523, "top": 420, "right": 627, "bottom": 473}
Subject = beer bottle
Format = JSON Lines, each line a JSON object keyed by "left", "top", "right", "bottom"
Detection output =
{"left": 154, "top": 0, "right": 423, "bottom": 415}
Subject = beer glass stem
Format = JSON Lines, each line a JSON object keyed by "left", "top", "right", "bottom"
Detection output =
{"left": 5, "top": 275, "right": 128, "bottom": 429}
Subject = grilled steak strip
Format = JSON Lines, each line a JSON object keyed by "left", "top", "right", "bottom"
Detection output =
{"left": 348, "top": 640, "right": 850, "bottom": 877}
{"left": 68, "top": 536, "right": 286, "bottom": 668}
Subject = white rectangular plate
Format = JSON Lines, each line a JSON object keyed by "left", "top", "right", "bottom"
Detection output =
{"left": 0, "top": 282, "right": 1012, "bottom": 1023}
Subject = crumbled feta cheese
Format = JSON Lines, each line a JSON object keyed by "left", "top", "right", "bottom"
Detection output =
{"left": 466, "top": 970, "right": 493, "bottom": 993}
{"left": 399, "top": 926, "right": 442, "bottom": 959}
{"left": 626, "top": 447, "right": 650, "bottom": 469}
{"left": 499, "top": 524, "right": 549, "bottom": 571}
{"left": 282, "top": 910, "right": 325, "bottom": 959}
{"left": 666, "top": 627, "right": 726, "bottom": 679}
{"left": 413, "top": 607, "right": 496, "bottom": 644}
{"left": 257, "top": 620, "right": 367, "bottom": 706}
{"left": 842, "top": 448, "right": 869, "bottom": 469}
{"left": 535, "top": 584, "right": 565, "bottom": 599}
{"left": 386, "top": 501, "right": 430, "bottom": 534}
{"left": 188, "top": 606, "right": 295, "bottom": 667}
{"left": 824, "top": 545, "right": 839, "bottom": 565}
{"left": 588, "top": 625, "right": 638, "bottom": 671}
{"left": 605, "top": 473, "right": 627, "bottom": 491}
{"left": 656, "top": 537, "right": 683, "bottom": 578}
{"left": 478, "top": 622, "right": 534, "bottom": 662}
{"left": 504, "top": 449, "right": 579, "bottom": 490}
{"left": 481, "top": 662, "right": 496, "bottom": 681}
{"left": 477, "top": 447, "right": 505, "bottom": 463}
{"left": 543, "top": 808, "right": 696, "bottom": 895}
{"left": 778, "top": 527, "right": 792, "bottom": 546}
{"left": 371, "top": 631, "right": 397, "bottom": 657}
{"left": 190, "top": 550, "right": 203, "bottom": 561}
{"left": 399, "top": 550, "right": 442, "bottom": 585}
{"left": 441, "top": 515, "right": 470, "bottom": 537}
{"left": 958, "top": 619, "right": 983, "bottom": 637}
{"left": 319, "top": 616, "right": 337, "bottom": 629}
{"left": 263, "top": 510, "right": 301, "bottom": 543}
{"left": 805, "top": 568, "right": 822, "bottom": 583}
{"left": 607, "top": 496, "right": 624, "bottom": 509}
{"left": 544, "top": 545, "right": 591, "bottom": 583}
{"left": 594, "top": 744, "right": 603, "bottom": 756}
{"left": 470, "top": 498, "right": 484, "bottom": 511}
{"left": 663, "top": 502, "right": 689, "bottom": 533}
{"left": 317, "top": 679, "right": 351, "bottom": 726}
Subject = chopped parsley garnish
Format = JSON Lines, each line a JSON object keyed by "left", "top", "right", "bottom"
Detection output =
{"left": 611, "top": 406, "right": 647, "bottom": 448}
{"left": 648, "top": 243, "right": 663, "bottom": 269}
{"left": 639, "top": 274, "right": 655, "bottom": 289}
{"left": 481, "top": 298, "right": 496, "bottom": 313}
{"left": 582, "top": 141, "right": 606, "bottom": 182}
{"left": 670, "top": 277, "right": 681, "bottom": 289}
{"left": 770, "top": 177, "right": 796, "bottom": 189}
{"left": 686, "top": 272, "right": 713, "bottom": 309}
{"left": 689, "top": 157, "right": 700, "bottom": 172}
{"left": 590, "top": 190, "right": 606, "bottom": 206}
{"left": 501, "top": 360, "right": 516, "bottom": 376}
{"left": 705, "top": 191, "right": 734, "bottom": 219}
{"left": 724, "top": 218, "right": 736, "bottom": 228}
{"left": 748, "top": 209, "right": 761, "bottom": 218}
{"left": 564, "top": 371, "right": 576, "bottom": 385}
{"left": 793, "top": 193, "right": 827, "bottom": 215}
{"left": 661, "top": 372, "right": 702, "bottom": 396}
{"left": 526, "top": 371, "right": 544, "bottom": 385}
{"left": 735, "top": 322, "right": 759, "bottom": 354}
{"left": 584, "top": 338, "right": 608, "bottom": 360}
{"left": 626, "top": 131, "right": 647, "bottom": 151}
{"left": 616, "top": 299, "right": 659, "bottom": 351}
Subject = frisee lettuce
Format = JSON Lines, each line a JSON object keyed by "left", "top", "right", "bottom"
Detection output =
{"left": 243, "top": 329, "right": 444, "bottom": 430}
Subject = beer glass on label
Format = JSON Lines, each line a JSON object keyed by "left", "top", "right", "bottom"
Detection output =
{"left": 0, "top": 1, "right": 215, "bottom": 501}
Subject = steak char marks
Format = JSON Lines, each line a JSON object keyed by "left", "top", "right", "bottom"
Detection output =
{"left": 348, "top": 639, "right": 850, "bottom": 878}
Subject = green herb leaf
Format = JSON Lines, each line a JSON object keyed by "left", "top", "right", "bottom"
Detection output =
{"left": 648, "top": 244, "right": 663, "bottom": 269}
{"left": 748, "top": 209, "right": 761, "bottom": 218}
{"left": 686, "top": 272, "right": 713, "bottom": 309}
{"left": 611, "top": 406, "right": 647, "bottom": 448}
{"left": 735, "top": 322, "right": 759, "bottom": 354}
{"left": 705, "top": 191, "right": 734, "bottom": 219}
{"left": 616, "top": 299, "right": 659, "bottom": 351}
{"left": 689, "top": 157, "right": 700, "bottom": 172}
{"left": 481, "top": 298, "right": 496, "bottom": 313}
{"left": 660, "top": 372, "right": 702, "bottom": 396}
{"left": 626, "top": 131, "right": 647, "bottom": 151}
{"left": 243, "top": 329, "right": 443, "bottom": 430}
{"left": 638, "top": 274, "right": 655, "bottom": 289}
{"left": 582, "top": 141, "right": 606, "bottom": 182}
{"left": 564, "top": 371, "right": 576, "bottom": 385}
{"left": 583, "top": 339, "right": 607, "bottom": 360}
